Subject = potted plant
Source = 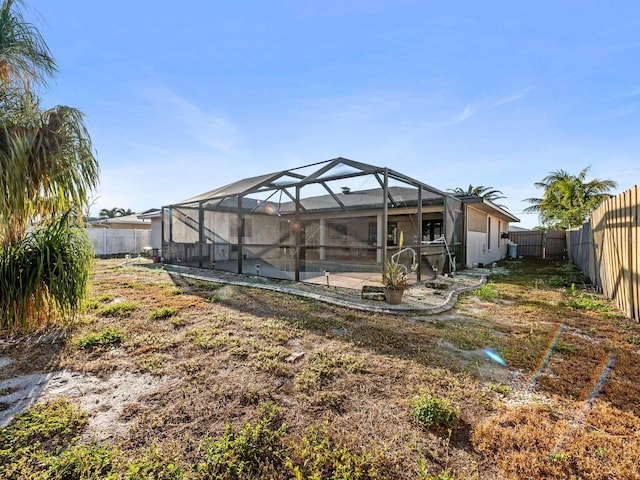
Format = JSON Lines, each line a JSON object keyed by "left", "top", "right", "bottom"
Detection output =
{"left": 381, "top": 257, "right": 408, "bottom": 304}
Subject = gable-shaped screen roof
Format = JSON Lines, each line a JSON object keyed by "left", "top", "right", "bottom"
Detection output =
{"left": 167, "top": 157, "right": 453, "bottom": 213}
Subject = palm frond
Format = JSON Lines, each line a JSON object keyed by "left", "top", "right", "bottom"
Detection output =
{"left": 0, "top": 0, "right": 57, "bottom": 89}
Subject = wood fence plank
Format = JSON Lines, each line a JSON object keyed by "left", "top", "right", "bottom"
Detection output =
{"left": 622, "top": 190, "right": 631, "bottom": 316}
{"left": 602, "top": 200, "right": 615, "bottom": 299}
{"left": 631, "top": 185, "right": 640, "bottom": 319}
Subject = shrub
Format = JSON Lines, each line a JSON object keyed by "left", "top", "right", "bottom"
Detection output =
{"left": 412, "top": 394, "right": 458, "bottom": 428}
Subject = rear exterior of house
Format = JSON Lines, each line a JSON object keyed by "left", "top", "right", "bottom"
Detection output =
{"left": 461, "top": 196, "right": 519, "bottom": 266}
{"left": 160, "top": 158, "right": 518, "bottom": 281}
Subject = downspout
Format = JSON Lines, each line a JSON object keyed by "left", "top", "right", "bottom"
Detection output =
{"left": 462, "top": 202, "right": 468, "bottom": 269}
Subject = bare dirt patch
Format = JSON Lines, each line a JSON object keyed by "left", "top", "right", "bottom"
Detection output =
{"left": 0, "top": 367, "right": 174, "bottom": 441}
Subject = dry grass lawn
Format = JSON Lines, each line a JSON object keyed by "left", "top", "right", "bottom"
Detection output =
{"left": 1, "top": 257, "right": 640, "bottom": 479}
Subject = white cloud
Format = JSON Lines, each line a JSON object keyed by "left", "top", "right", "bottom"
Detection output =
{"left": 491, "top": 87, "right": 533, "bottom": 107}
{"left": 141, "top": 86, "right": 244, "bottom": 155}
{"left": 426, "top": 86, "right": 533, "bottom": 128}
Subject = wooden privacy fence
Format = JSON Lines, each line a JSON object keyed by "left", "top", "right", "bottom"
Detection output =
{"left": 507, "top": 230, "right": 567, "bottom": 259}
{"left": 567, "top": 184, "right": 640, "bottom": 321}
{"left": 86, "top": 228, "right": 151, "bottom": 256}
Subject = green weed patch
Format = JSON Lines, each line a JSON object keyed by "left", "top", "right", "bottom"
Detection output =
{"left": 412, "top": 394, "right": 458, "bottom": 428}
{"left": 149, "top": 306, "right": 178, "bottom": 320}
{"left": 77, "top": 326, "right": 124, "bottom": 348}
{"left": 98, "top": 302, "right": 138, "bottom": 318}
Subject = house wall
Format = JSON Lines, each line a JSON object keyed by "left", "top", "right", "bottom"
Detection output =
{"left": 163, "top": 204, "right": 454, "bottom": 272}
{"left": 465, "top": 206, "right": 509, "bottom": 266}
{"left": 149, "top": 218, "right": 162, "bottom": 250}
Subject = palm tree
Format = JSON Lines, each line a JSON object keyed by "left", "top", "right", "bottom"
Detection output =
{"left": 99, "top": 207, "right": 134, "bottom": 218}
{"left": 0, "top": 0, "right": 57, "bottom": 90}
{"left": 0, "top": 105, "right": 98, "bottom": 331}
{"left": 523, "top": 166, "right": 617, "bottom": 229}
{"left": 448, "top": 185, "right": 507, "bottom": 206}
{"left": 99, "top": 207, "right": 118, "bottom": 219}
{"left": 0, "top": 0, "right": 98, "bottom": 331}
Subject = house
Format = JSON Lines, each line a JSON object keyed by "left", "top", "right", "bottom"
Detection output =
{"left": 137, "top": 209, "right": 163, "bottom": 254}
{"left": 87, "top": 213, "right": 152, "bottom": 257}
{"left": 161, "top": 158, "right": 519, "bottom": 280}
{"left": 88, "top": 214, "right": 151, "bottom": 230}
{"left": 457, "top": 195, "right": 520, "bottom": 267}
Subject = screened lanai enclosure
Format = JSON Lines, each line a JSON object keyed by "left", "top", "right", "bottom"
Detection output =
{"left": 162, "top": 158, "right": 463, "bottom": 283}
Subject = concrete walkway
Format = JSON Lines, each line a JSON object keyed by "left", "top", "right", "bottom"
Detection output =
{"left": 160, "top": 264, "right": 487, "bottom": 316}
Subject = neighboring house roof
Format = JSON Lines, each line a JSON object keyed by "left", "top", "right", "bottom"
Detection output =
{"left": 137, "top": 208, "right": 162, "bottom": 220}
{"left": 89, "top": 214, "right": 151, "bottom": 228}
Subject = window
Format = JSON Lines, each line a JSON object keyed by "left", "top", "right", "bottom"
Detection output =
{"left": 368, "top": 222, "right": 377, "bottom": 245}
{"left": 487, "top": 218, "right": 491, "bottom": 250}
{"left": 328, "top": 222, "right": 348, "bottom": 242}
{"left": 468, "top": 209, "right": 487, "bottom": 232}
{"left": 387, "top": 222, "right": 398, "bottom": 246}
{"left": 422, "top": 220, "right": 442, "bottom": 242}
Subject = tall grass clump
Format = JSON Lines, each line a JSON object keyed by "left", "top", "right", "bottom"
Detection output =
{"left": 0, "top": 212, "right": 94, "bottom": 331}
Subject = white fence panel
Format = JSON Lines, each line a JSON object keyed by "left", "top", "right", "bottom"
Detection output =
{"left": 86, "top": 229, "right": 151, "bottom": 256}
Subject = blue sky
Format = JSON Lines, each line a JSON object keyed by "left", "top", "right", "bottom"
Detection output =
{"left": 26, "top": 1, "right": 640, "bottom": 228}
